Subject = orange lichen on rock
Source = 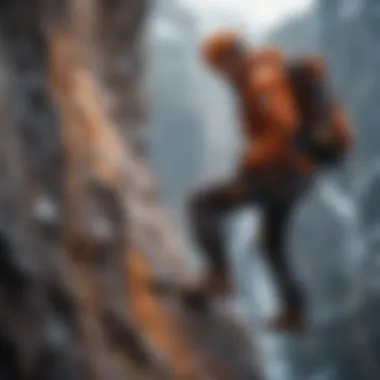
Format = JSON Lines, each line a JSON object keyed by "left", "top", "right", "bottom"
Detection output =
{"left": 126, "top": 249, "right": 201, "bottom": 379}
{"left": 48, "top": 26, "right": 202, "bottom": 379}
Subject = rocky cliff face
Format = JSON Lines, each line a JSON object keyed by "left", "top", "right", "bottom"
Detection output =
{"left": 0, "top": 0, "right": 264, "bottom": 379}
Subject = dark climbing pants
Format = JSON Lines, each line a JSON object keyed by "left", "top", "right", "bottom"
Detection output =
{"left": 187, "top": 166, "right": 312, "bottom": 312}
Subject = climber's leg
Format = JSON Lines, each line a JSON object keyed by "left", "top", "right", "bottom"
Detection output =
{"left": 260, "top": 168, "right": 314, "bottom": 332}
{"left": 184, "top": 170, "right": 263, "bottom": 305}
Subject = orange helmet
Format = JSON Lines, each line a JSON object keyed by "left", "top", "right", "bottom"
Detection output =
{"left": 200, "top": 30, "right": 245, "bottom": 67}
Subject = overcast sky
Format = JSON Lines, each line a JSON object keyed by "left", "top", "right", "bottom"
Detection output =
{"left": 181, "top": 0, "right": 316, "bottom": 34}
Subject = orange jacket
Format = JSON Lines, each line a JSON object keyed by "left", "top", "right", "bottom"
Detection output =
{"left": 201, "top": 35, "right": 352, "bottom": 173}
{"left": 238, "top": 49, "right": 352, "bottom": 172}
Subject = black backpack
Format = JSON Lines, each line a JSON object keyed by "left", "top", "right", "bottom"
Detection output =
{"left": 287, "top": 59, "right": 344, "bottom": 167}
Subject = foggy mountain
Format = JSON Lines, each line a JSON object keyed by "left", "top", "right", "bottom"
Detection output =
{"left": 148, "top": 0, "right": 203, "bottom": 221}
{"left": 148, "top": 0, "right": 244, "bottom": 228}
{"left": 264, "top": 9, "right": 320, "bottom": 54}
{"left": 321, "top": 0, "right": 380, "bottom": 167}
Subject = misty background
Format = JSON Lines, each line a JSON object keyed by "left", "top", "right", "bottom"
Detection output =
{"left": 147, "top": 0, "right": 380, "bottom": 379}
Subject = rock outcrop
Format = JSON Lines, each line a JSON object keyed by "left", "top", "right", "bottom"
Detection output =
{"left": 0, "top": 0, "right": 264, "bottom": 379}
